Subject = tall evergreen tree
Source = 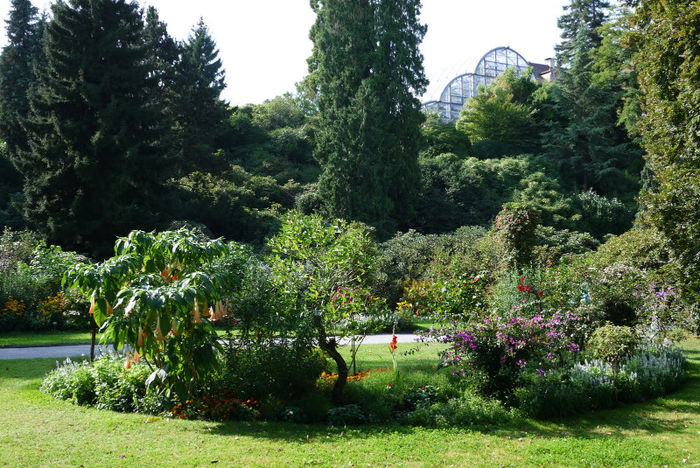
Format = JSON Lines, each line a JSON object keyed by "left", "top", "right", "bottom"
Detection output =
{"left": 143, "top": 6, "right": 179, "bottom": 108}
{"left": 0, "top": 0, "right": 43, "bottom": 160}
{"left": 0, "top": 0, "right": 45, "bottom": 227}
{"left": 20, "top": 0, "right": 168, "bottom": 257}
{"left": 556, "top": 0, "right": 609, "bottom": 67}
{"left": 306, "top": 0, "right": 427, "bottom": 236}
{"left": 171, "top": 19, "right": 229, "bottom": 173}
{"left": 544, "top": 0, "right": 641, "bottom": 196}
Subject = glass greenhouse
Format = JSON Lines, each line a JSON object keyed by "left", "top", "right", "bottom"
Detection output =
{"left": 422, "top": 46, "right": 550, "bottom": 122}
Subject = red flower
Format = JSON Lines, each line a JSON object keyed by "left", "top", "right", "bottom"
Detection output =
{"left": 538, "top": 290, "right": 544, "bottom": 297}
{"left": 525, "top": 285, "right": 531, "bottom": 293}
{"left": 520, "top": 276, "right": 525, "bottom": 284}
{"left": 517, "top": 284, "right": 525, "bottom": 292}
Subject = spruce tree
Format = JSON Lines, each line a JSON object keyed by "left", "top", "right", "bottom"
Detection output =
{"left": 0, "top": 0, "right": 44, "bottom": 226}
{"left": 171, "top": 19, "right": 229, "bottom": 173}
{"left": 21, "top": 0, "right": 167, "bottom": 257}
{"left": 544, "top": 0, "right": 641, "bottom": 196}
{"left": 143, "top": 6, "right": 179, "bottom": 109}
{"left": 556, "top": 0, "right": 610, "bottom": 67}
{"left": 306, "top": 0, "right": 427, "bottom": 236}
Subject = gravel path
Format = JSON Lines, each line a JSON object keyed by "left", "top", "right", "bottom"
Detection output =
{"left": 0, "top": 334, "right": 424, "bottom": 360}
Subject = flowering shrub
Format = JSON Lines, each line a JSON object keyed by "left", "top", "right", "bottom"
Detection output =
{"left": 444, "top": 312, "right": 584, "bottom": 400}
{"left": 40, "top": 354, "right": 171, "bottom": 414}
{"left": 171, "top": 391, "right": 259, "bottom": 421}
{"left": 398, "top": 273, "right": 489, "bottom": 324}
{"left": 494, "top": 202, "right": 541, "bottom": 268}
{"left": 318, "top": 367, "right": 389, "bottom": 388}
{"left": 634, "top": 282, "right": 691, "bottom": 342}
{"left": 516, "top": 344, "right": 687, "bottom": 418}
{"left": 587, "top": 324, "right": 640, "bottom": 373}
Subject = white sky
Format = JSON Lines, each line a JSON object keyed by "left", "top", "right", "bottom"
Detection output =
{"left": 0, "top": 0, "right": 569, "bottom": 106}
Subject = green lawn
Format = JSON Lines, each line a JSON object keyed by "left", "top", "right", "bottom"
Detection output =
{"left": 0, "top": 329, "right": 239, "bottom": 348}
{"left": 0, "top": 339, "right": 698, "bottom": 467}
{"left": 0, "top": 330, "right": 93, "bottom": 348}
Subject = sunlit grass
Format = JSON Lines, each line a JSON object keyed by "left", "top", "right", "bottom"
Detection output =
{"left": 0, "top": 330, "right": 93, "bottom": 348}
{"left": 0, "top": 338, "right": 698, "bottom": 467}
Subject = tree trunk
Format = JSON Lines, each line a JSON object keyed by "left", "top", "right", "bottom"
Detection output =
{"left": 89, "top": 318, "right": 96, "bottom": 361}
{"left": 315, "top": 317, "right": 348, "bottom": 405}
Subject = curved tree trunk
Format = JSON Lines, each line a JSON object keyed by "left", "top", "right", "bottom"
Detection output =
{"left": 315, "top": 317, "right": 348, "bottom": 405}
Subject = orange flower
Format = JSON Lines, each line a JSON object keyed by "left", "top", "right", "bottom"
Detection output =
{"left": 192, "top": 301, "right": 202, "bottom": 324}
{"left": 124, "top": 355, "right": 131, "bottom": 370}
{"left": 137, "top": 327, "right": 144, "bottom": 347}
{"left": 155, "top": 316, "right": 165, "bottom": 341}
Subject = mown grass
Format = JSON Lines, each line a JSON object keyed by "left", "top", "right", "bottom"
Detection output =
{"left": 0, "top": 330, "right": 93, "bottom": 348}
{"left": 0, "top": 329, "right": 241, "bottom": 348}
{"left": 0, "top": 339, "right": 698, "bottom": 467}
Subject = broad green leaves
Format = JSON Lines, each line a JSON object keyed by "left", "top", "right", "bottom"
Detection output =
{"left": 64, "top": 229, "right": 247, "bottom": 400}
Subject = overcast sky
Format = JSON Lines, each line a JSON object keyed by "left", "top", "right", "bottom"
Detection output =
{"left": 0, "top": 0, "right": 569, "bottom": 105}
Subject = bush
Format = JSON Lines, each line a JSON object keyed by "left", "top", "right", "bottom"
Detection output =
{"left": 0, "top": 233, "right": 87, "bottom": 332}
{"left": 219, "top": 342, "right": 328, "bottom": 403}
{"left": 399, "top": 391, "right": 513, "bottom": 427}
{"left": 587, "top": 324, "right": 640, "bottom": 371}
{"left": 588, "top": 263, "right": 646, "bottom": 326}
{"left": 326, "top": 404, "right": 367, "bottom": 426}
{"left": 534, "top": 226, "right": 599, "bottom": 264}
{"left": 40, "top": 354, "right": 171, "bottom": 414}
{"left": 494, "top": 202, "right": 541, "bottom": 268}
{"left": 445, "top": 311, "right": 585, "bottom": 402}
{"left": 571, "top": 191, "right": 635, "bottom": 240}
{"left": 40, "top": 358, "right": 96, "bottom": 406}
{"left": 516, "top": 345, "right": 686, "bottom": 418}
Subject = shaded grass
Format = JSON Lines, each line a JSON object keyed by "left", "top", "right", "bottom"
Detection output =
{"left": 0, "top": 339, "right": 698, "bottom": 466}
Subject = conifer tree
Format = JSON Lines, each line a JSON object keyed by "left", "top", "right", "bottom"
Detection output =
{"left": 544, "top": 0, "right": 641, "bottom": 196}
{"left": 21, "top": 0, "right": 167, "bottom": 257}
{"left": 143, "top": 6, "right": 179, "bottom": 109}
{"left": 171, "top": 19, "right": 229, "bottom": 173}
{"left": 306, "top": 0, "right": 427, "bottom": 236}
{"left": 556, "top": 0, "right": 609, "bottom": 67}
{"left": 0, "top": 0, "right": 43, "bottom": 161}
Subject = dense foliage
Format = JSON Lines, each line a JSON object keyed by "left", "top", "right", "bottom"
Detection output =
{"left": 0, "top": 0, "right": 694, "bottom": 427}
{"left": 305, "top": 0, "right": 427, "bottom": 236}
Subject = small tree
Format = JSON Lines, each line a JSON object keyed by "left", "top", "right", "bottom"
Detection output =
{"left": 268, "top": 211, "right": 385, "bottom": 404}
{"left": 494, "top": 202, "right": 541, "bottom": 269}
{"left": 65, "top": 229, "right": 248, "bottom": 400}
{"left": 587, "top": 324, "right": 639, "bottom": 387}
